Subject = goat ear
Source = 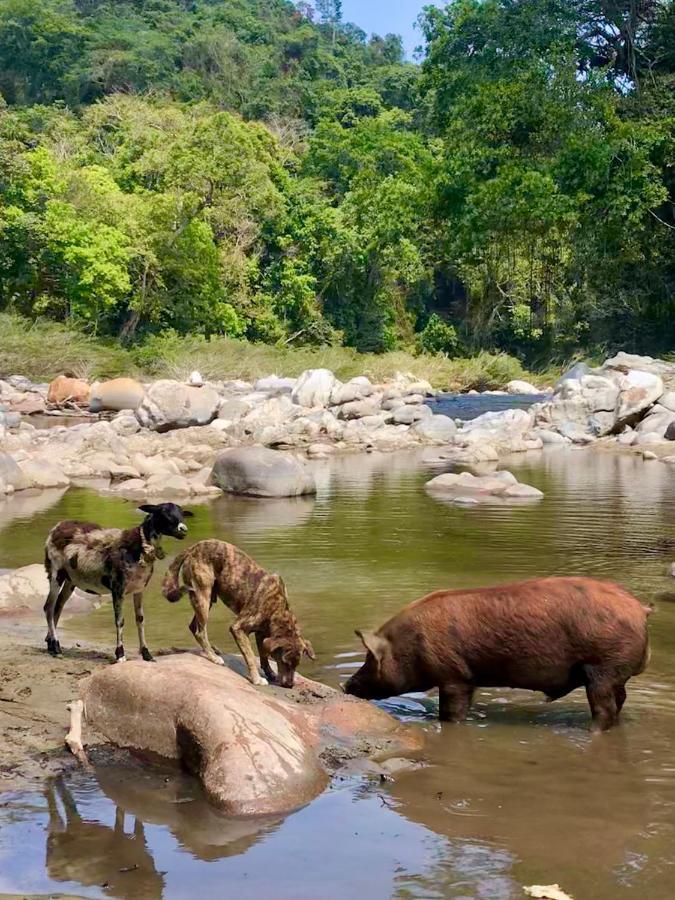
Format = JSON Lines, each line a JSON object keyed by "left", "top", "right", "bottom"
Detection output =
{"left": 355, "top": 629, "right": 387, "bottom": 664}
{"left": 138, "top": 504, "right": 157, "bottom": 514}
{"left": 182, "top": 509, "right": 195, "bottom": 518}
{"left": 302, "top": 639, "right": 316, "bottom": 660}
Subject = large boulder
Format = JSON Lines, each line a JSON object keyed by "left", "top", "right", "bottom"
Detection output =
{"left": 0, "top": 563, "right": 100, "bottom": 613}
{"left": 47, "top": 375, "right": 91, "bottom": 406}
{"left": 89, "top": 378, "right": 145, "bottom": 412}
{"left": 602, "top": 352, "right": 675, "bottom": 384}
{"left": 635, "top": 405, "right": 675, "bottom": 437}
{"left": 412, "top": 414, "right": 457, "bottom": 444}
{"left": 291, "top": 369, "right": 340, "bottom": 408}
{"left": 136, "top": 381, "right": 220, "bottom": 432}
{"left": 614, "top": 370, "right": 664, "bottom": 428}
{"left": 78, "top": 654, "right": 421, "bottom": 816}
{"left": 336, "top": 398, "right": 382, "bottom": 420}
{"left": 0, "top": 451, "right": 29, "bottom": 491}
{"left": 19, "top": 458, "right": 70, "bottom": 488}
{"left": 210, "top": 447, "right": 316, "bottom": 497}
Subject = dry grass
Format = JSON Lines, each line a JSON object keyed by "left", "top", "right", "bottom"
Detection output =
{"left": 0, "top": 316, "right": 543, "bottom": 391}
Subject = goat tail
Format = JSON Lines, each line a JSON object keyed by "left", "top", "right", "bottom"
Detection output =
{"left": 163, "top": 550, "right": 189, "bottom": 603}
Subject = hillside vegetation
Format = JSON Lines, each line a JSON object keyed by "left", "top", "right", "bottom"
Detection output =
{"left": 0, "top": 0, "right": 673, "bottom": 366}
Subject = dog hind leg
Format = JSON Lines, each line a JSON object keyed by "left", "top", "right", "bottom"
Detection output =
{"left": 189, "top": 589, "right": 224, "bottom": 666}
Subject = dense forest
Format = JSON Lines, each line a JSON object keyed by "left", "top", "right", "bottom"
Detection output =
{"left": 0, "top": 0, "right": 673, "bottom": 365}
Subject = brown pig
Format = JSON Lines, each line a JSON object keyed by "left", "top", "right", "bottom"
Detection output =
{"left": 344, "top": 577, "right": 652, "bottom": 732}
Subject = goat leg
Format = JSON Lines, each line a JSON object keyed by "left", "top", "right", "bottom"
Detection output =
{"left": 44, "top": 574, "right": 63, "bottom": 657}
{"left": 112, "top": 586, "right": 126, "bottom": 663}
{"left": 133, "top": 593, "right": 154, "bottom": 662}
{"left": 65, "top": 700, "right": 90, "bottom": 767}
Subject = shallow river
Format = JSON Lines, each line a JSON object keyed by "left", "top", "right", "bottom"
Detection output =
{"left": 2, "top": 442, "right": 675, "bottom": 899}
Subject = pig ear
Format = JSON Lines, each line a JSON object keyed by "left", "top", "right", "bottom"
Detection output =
{"left": 355, "top": 629, "right": 387, "bottom": 663}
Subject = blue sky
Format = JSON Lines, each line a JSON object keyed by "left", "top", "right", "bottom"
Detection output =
{"left": 339, "top": 1, "right": 443, "bottom": 58}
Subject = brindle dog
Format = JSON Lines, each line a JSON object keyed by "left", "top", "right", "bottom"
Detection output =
{"left": 162, "top": 539, "right": 315, "bottom": 687}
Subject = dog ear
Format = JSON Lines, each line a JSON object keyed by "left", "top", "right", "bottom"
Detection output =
{"left": 263, "top": 637, "right": 283, "bottom": 655}
{"left": 138, "top": 504, "right": 157, "bottom": 514}
{"left": 302, "top": 639, "right": 316, "bottom": 660}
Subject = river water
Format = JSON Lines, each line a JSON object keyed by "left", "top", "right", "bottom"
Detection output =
{"left": 1, "top": 421, "right": 675, "bottom": 898}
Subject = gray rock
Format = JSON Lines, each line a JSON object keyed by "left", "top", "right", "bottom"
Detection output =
{"left": 210, "top": 447, "right": 316, "bottom": 497}
{"left": 0, "top": 452, "right": 29, "bottom": 490}
{"left": 337, "top": 398, "right": 382, "bottom": 420}
{"left": 555, "top": 362, "right": 590, "bottom": 389}
{"left": 330, "top": 378, "right": 375, "bottom": 405}
{"left": 411, "top": 415, "right": 457, "bottom": 443}
{"left": 666, "top": 421, "right": 675, "bottom": 441}
{"left": 636, "top": 405, "right": 675, "bottom": 436}
{"left": 532, "top": 429, "right": 568, "bottom": 445}
{"left": 382, "top": 397, "right": 405, "bottom": 411}
{"left": 136, "top": 381, "right": 221, "bottom": 432}
{"left": 254, "top": 375, "right": 296, "bottom": 395}
{"left": 659, "top": 392, "right": 675, "bottom": 413}
{"left": 392, "top": 404, "right": 432, "bottom": 425}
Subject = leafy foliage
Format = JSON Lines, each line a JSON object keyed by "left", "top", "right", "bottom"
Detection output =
{"left": 0, "top": 0, "right": 673, "bottom": 365}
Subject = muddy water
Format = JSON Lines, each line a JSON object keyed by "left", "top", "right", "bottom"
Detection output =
{"left": 2, "top": 447, "right": 675, "bottom": 898}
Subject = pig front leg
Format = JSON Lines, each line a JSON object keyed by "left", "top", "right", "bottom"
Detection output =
{"left": 438, "top": 683, "right": 474, "bottom": 722}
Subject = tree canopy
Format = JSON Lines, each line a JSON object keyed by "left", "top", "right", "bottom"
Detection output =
{"left": 0, "top": 0, "right": 673, "bottom": 360}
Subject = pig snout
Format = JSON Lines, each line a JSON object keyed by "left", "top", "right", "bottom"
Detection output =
{"left": 343, "top": 674, "right": 364, "bottom": 697}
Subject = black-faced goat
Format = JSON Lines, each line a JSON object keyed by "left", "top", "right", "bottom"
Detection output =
{"left": 44, "top": 502, "right": 193, "bottom": 662}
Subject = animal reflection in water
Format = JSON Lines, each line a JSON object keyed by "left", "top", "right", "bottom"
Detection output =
{"left": 44, "top": 777, "right": 164, "bottom": 899}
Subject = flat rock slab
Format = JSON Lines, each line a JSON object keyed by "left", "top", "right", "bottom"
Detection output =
{"left": 79, "top": 654, "right": 421, "bottom": 816}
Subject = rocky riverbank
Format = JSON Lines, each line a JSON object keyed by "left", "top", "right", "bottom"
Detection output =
{"left": 2, "top": 353, "right": 675, "bottom": 503}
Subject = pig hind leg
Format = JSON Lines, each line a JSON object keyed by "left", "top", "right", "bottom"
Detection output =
{"left": 439, "top": 683, "right": 474, "bottom": 722}
{"left": 584, "top": 666, "right": 623, "bottom": 732}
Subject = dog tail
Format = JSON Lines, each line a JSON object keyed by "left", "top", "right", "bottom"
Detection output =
{"left": 163, "top": 550, "right": 189, "bottom": 603}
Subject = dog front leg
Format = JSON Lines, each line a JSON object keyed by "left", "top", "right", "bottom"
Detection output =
{"left": 255, "top": 632, "right": 275, "bottom": 682}
{"left": 231, "top": 623, "right": 267, "bottom": 685}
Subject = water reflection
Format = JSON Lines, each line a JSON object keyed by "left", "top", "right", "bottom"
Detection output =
{"left": 2, "top": 445, "right": 675, "bottom": 898}
{"left": 45, "top": 776, "right": 164, "bottom": 899}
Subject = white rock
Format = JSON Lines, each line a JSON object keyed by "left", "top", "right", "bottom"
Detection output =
{"left": 615, "top": 370, "right": 664, "bottom": 426}
{"left": 502, "top": 483, "right": 544, "bottom": 499}
{"left": 291, "top": 369, "right": 340, "bottom": 408}
{"left": 188, "top": 370, "right": 204, "bottom": 386}
{"left": 506, "top": 380, "right": 539, "bottom": 394}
